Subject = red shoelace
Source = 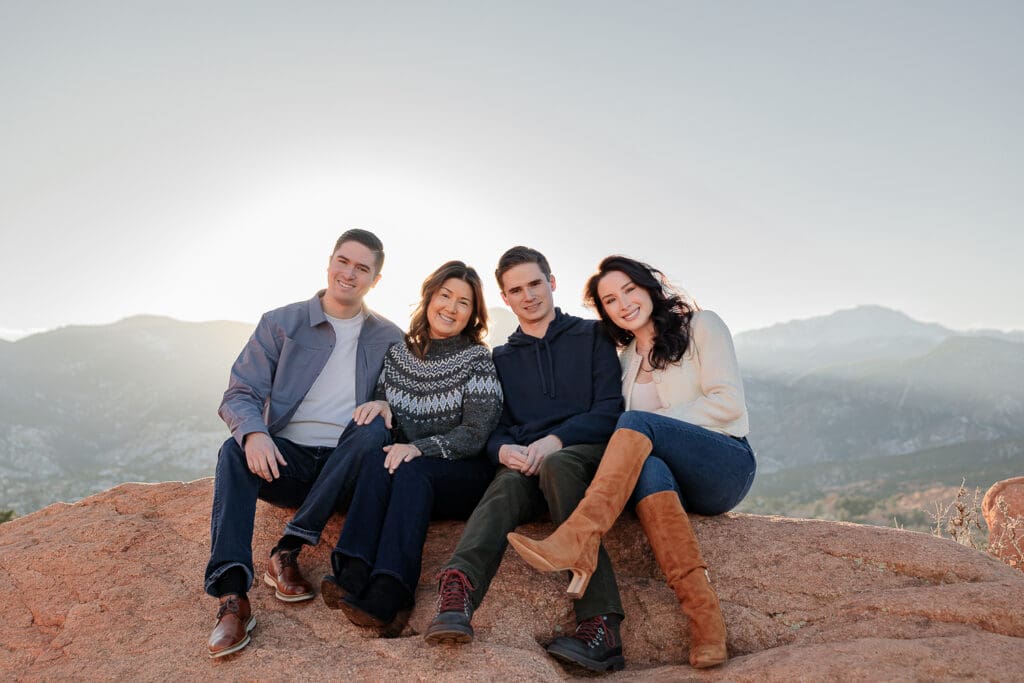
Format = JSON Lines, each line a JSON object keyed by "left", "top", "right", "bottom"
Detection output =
{"left": 436, "top": 570, "right": 473, "bottom": 613}
{"left": 572, "top": 616, "right": 617, "bottom": 647}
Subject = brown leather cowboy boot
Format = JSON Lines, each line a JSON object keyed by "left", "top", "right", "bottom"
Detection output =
{"left": 506, "top": 428, "right": 652, "bottom": 598}
{"left": 636, "top": 490, "right": 727, "bottom": 668}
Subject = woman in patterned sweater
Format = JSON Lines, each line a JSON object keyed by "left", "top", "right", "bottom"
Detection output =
{"left": 320, "top": 260, "right": 503, "bottom": 631}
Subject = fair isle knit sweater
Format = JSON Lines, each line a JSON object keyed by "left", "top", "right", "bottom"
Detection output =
{"left": 374, "top": 335, "right": 503, "bottom": 460}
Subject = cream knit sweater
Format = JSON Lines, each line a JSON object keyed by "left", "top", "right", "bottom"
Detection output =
{"left": 619, "top": 310, "right": 749, "bottom": 437}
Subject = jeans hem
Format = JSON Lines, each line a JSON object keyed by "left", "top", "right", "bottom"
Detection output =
{"left": 369, "top": 568, "right": 414, "bottom": 597}
{"left": 283, "top": 522, "right": 321, "bottom": 546}
{"left": 205, "top": 562, "right": 254, "bottom": 597}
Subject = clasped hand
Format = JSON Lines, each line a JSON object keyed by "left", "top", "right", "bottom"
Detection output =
{"left": 498, "top": 434, "right": 563, "bottom": 476}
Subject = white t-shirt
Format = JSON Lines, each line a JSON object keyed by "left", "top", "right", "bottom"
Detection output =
{"left": 276, "top": 312, "right": 364, "bottom": 447}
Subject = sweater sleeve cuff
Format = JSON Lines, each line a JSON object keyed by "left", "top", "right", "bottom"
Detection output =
{"left": 412, "top": 436, "right": 448, "bottom": 459}
{"left": 548, "top": 428, "right": 574, "bottom": 449}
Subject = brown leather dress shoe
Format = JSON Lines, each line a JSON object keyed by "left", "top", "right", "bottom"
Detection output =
{"left": 208, "top": 594, "right": 255, "bottom": 658}
{"left": 263, "top": 549, "right": 315, "bottom": 602}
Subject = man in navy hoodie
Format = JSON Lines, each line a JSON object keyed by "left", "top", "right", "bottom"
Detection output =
{"left": 424, "top": 246, "right": 627, "bottom": 672}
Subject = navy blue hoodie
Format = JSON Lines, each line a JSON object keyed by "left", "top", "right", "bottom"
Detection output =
{"left": 485, "top": 308, "right": 624, "bottom": 463}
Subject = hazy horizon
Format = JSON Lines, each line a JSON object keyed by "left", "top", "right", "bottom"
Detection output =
{"left": 3, "top": 2, "right": 1022, "bottom": 339}
{"left": 2, "top": 300, "right": 1022, "bottom": 344}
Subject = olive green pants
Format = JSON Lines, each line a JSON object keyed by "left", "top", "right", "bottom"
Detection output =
{"left": 447, "top": 443, "right": 624, "bottom": 621}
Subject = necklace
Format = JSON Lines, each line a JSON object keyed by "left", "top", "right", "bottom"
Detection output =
{"left": 636, "top": 346, "right": 656, "bottom": 374}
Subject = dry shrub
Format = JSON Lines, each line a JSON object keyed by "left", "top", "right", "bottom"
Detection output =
{"left": 930, "top": 479, "right": 983, "bottom": 549}
{"left": 987, "top": 495, "right": 1024, "bottom": 571}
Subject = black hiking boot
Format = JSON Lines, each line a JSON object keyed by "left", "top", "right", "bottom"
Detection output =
{"left": 424, "top": 568, "right": 475, "bottom": 644}
{"left": 547, "top": 614, "right": 626, "bottom": 672}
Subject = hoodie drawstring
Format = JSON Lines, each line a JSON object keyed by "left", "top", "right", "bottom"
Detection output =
{"left": 534, "top": 339, "right": 557, "bottom": 398}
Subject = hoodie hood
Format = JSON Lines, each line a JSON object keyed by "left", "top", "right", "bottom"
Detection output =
{"left": 486, "top": 309, "right": 624, "bottom": 458}
{"left": 502, "top": 308, "right": 588, "bottom": 399}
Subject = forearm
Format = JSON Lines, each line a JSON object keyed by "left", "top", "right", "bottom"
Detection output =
{"left": 218, "top": 313, "right": 281, "bottom": 445}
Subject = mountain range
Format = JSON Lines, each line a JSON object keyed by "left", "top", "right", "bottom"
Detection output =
{"left": 734, "top": 304, "right": 1024, "bottom": 375}
{"left": 2, "top": 305, "right": 1022, "bottom": 517}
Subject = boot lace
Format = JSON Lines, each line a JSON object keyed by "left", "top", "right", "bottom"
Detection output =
{"left": 216, "top": 595, "right": 242, "bottom": 620}
{"left": 435, "top": 569, "right": 473, "bottom": 615}
{"left": 275, "top": 548, "right": 300, "bottom": 569}
{"left": 572, "top": 615, "right": 617, "bottom": 648}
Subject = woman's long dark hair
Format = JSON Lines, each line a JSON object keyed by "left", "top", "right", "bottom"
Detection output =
{"left": 584, "top": 255, "right": 698, "bottom": 370}
{"left": 407, "top": 260, "right": 489, "bottom": 359}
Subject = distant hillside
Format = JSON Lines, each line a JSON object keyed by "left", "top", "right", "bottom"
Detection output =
{"left": 738, "top": 438, "right": 1024, "bottom": 532}
{"left": 485, "top": 307, "right": 519, "bottom": 346}
{"left": 747, "top": 334, "right": 1024, "bottom": 470}
{"left": 735, "top": 304, "right": 1023, "bottom": 376}
{"left": 3, "top": 307, "right": 1023, "bottom": 516}
{"left": 0, "top": 316, "right": 254, "bottom": 513}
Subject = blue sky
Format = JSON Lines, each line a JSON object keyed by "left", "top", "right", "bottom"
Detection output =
{"left": 2, "top": 1, "right": 1022, "bottom": 339}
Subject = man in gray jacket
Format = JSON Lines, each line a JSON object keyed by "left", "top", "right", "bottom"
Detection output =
{"left": 204, "top": 229, "right": 403, "bottom": 658}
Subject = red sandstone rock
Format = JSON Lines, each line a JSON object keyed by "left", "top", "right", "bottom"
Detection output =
{"left": 983, "top": 476, "right": 1024, "bottom": 572}
{"left": 1, "top": 479, "right": 1022, "bottom": 680}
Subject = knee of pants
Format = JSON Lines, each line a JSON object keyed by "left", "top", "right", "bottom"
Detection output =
{"left": 391, "top": 457, "right": 432, "bottom": 491}
{"left": 615, "top": 410, "right": 657, "bottom": 438}
{"left": 485, "top": 467, "right": 537, "bottom": 507}
{"left": 629, "top": 456, "right": 679, "bottom": 507}
{"left": 216, "top": 437, "right": 249, "bottom": 476}
{"left": 345, "top": 416, "right": 390, "bottom": 449}
{"left": 344, "top": 422, "right": 391, "bottom": 469}
{"left": 536, "top": 450, "right": 583, "bottom": 486}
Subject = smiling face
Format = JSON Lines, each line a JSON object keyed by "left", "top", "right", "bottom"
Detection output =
{"left": 427, "top": 277, "right": 475, "bottom": 339}
{"left": 499, "top": 262, "right": 556, "bottom": 328}
{"left": 596, "top": 269, "right": 655, "bottom": 336}
{"left": 323, "top": 240, "right": 381, "bottom": 317}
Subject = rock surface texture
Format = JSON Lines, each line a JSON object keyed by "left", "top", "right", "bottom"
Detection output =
{"left": 983, "top": 476, "right": 1024, "bottom": 572}
{"left": 2, "top": 479, "right": 1023, "bottom": 681}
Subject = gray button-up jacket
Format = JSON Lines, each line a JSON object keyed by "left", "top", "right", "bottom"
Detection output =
{"left": 218, "top": 292, "right": 404, "bottom": 446}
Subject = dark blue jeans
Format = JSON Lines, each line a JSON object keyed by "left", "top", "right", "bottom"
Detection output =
{"left": 334, "top": 450, "right": 494, "bottom": 597}
{"left": 618, "top": 411, "right": 757, "bottom": 514}
{"left": 282, "top": 418, "right": 391, "bottom": 545}
{"left": 204, "top": 417, "right": 389, "bottom": 596}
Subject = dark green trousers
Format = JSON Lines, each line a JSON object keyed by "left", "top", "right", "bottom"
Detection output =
{"left": 447, "top": 443, "right": 624, "bottom": 621}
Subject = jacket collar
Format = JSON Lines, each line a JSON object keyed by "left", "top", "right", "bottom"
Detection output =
{"left": 308, "top": 292, "right": 329, "bottom": 327}
{"left": 308, "top": 290, "right": 373, "bottom": 328}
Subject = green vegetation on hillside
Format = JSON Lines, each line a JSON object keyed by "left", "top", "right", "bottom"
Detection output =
{"left": 736, "top": 438, "right": 1024, "bottom": 534}
{"left": 0, "top": 509, "right": 15, "bottom": 524}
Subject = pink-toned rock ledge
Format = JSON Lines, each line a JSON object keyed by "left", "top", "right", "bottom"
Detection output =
{"left": 1, "top": 479, "right": 1023, "bottom": 681}
{"left": 983, "top": 476, "right": 1024, "bottom": 572}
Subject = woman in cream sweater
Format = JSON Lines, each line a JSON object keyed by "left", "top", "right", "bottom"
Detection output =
{"left": 508, "top": 255, "right": 755, "bottom": 669}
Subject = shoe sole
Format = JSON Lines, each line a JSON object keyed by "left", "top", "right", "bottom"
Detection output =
{"left": 208, "top": 616, "right": 256, "bottom": 659}
{"left": 424, "top": 625, "right": 474, "bottom": 645}
{"left": 337, "top": 599, "right": 389, "bottom": 628}
{"left": 320, "top": 576, "right": 347, "bottom": 610}
{"left": 263, "top": 572, "right": 315, "bottom": 602}
{"left": 378, "top": 609, "right": 413, "bottom": 639}
{"left": 547, "top": 644, "right": 625, "bottom": 672}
